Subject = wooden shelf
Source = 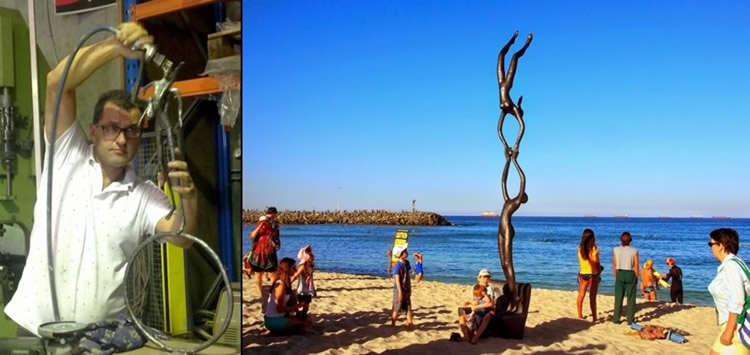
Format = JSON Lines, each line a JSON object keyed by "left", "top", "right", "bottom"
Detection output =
{"left": 139, "top": 77, "right": 221, "bottom": 99}
{"left": 131, "top": 0, "right": 226, "bottom": 21}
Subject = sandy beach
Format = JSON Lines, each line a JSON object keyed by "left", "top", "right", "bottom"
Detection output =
{"left": 242, "top": 271, "right": 719, "bottom": 354}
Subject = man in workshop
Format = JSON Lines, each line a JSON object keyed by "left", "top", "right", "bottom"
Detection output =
{"left": 4, "top": 22, "right": 198, "bottom": 336}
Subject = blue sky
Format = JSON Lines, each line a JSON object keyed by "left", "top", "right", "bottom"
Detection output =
{"left": 243, "top": 1, "right": 750, "bottom": 217}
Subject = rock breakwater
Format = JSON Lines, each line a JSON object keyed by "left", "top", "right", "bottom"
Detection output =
{"left": 242, "top": 209, "right": 453, "bottom": 226}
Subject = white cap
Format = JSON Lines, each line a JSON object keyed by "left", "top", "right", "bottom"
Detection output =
{"left": 392, "top": 244, "right": 408, "bottom": 257}
{"left": 478, "top": 269, "right": 491, "bottom": 277}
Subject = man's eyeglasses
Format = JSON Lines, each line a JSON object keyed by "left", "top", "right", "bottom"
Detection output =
{"left": 97, "top": 124, "right": 142, "bottom": 140}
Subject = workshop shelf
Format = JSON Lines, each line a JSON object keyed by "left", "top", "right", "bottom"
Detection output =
{"left": 131, "top": 0, "right": 226, "bottom": 21}
{"left": 139, "top": 77, "right": 220, "bottom": 99}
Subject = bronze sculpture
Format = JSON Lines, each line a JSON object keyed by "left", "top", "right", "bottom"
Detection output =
{"left": 496, "top": 31, "right": 532, "bottom": 313}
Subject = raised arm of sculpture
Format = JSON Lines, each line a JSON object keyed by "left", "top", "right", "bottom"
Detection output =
{"left": 496, "top": 30, "right": 532, "bottom": 313}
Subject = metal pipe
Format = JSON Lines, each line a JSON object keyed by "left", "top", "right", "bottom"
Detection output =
{"left": 4, "top": 161, "right": 9, "bottom": 197}
{"left": 28, "top": 0, "right": 43, "bottom": 188}
{"left": 216, "top": 122, "right": 234, "bottom": 281}
{"left": 124, "top": 231, "right": 233, "bottom": 354}
{"left": 1, "top": 87, "right": 13, "bottom": 198}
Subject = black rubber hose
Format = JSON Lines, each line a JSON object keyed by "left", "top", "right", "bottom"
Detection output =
{"left": 47, "top": 25, "right": 118, "bottom": 321}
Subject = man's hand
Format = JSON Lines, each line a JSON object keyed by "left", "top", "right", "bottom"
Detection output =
{"left": 164, "top": 148, "right": 196, "bottom": 198}
{"left": 720, "top": 329, "right": 734, "bottom": 345}
{"left": 155, "top": 148, "right": 198, "bottom": 243}
{"left": 115, "top": 22, "right": 153, "bottom": 59}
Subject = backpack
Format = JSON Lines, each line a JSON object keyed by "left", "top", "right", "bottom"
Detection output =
{"left": 730, "top": 258, "right": 750, "bottom": 347}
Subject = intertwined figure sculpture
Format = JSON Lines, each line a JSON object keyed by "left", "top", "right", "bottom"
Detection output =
{"left": 496, "top": 31, "right": 532, "bottom": 313}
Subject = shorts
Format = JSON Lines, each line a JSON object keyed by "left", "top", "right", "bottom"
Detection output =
{"left": 643, "top": 287, "right": 654, "bottom": 293}
{"left": 264, "top": 315, "right": 289, "bottom": 332}
{"left": 392, "top": 288, "right": 411, "bottom": 312}
{"left": 298, "top": 294, "right": 313, "bottom": 304}
{"left": 712, "top": 323, "right": 750, "bottom": 355}
{"left": 251, "top": 264, "right": 277, "bottom": 273}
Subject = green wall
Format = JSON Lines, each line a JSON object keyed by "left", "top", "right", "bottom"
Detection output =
{"left": 0, "top": 7, "right": 50, "bottom": 337}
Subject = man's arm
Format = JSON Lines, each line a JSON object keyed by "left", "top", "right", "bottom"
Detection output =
{"left": 45, "top": 22, "right": 150, "bottom": 140}
{"left": 612, "top": 252, "right": 617, "bottom": 281}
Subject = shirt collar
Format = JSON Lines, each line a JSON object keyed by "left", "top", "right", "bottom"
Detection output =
{"left": 88, "top": 145, "right": 136, "bottom": 194}
{"left": 718, "top": 253, "right": 738, "bottom": 272}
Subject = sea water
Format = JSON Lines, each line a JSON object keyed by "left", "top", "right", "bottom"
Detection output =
{"left": 241, "top": 216, "right": 750, "bottom": 306}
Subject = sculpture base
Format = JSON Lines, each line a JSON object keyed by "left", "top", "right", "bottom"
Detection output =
{"left": 485, "top": 280, "right": 532, "bottom": 340}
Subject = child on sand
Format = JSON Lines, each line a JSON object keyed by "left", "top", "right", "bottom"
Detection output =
{"left": 391, "top": 244, "right": 414, "bottom": 328}
{"left": 640, "top": 259, "right": 657, "bottom": 301}
{"left": 459, "top": 284, "right": 492, "bottom": 344}
{"left": 413, "top": 252, "right": 424, "bottom": 283}
{"left": 293, "top": 245, "right": 316, "bottom": 320}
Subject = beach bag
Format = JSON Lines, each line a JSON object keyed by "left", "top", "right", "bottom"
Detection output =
{"left": 731, "top": 258, "right": 750, "bottom": 347}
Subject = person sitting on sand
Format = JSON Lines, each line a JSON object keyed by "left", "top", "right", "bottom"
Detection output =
{"left": 458, "top": 284, "right": 493, "bottom": 344}
{"left": 454, "top": 269, "right": 497, "bottom": 342}
{"left": 641, "top": 259, "right": 658, "bottom": 301}
{"left": 413, "top": 252, "right": 424, "bottom": 283}
{"left": 292, "top": 245, "right": 316, "bottom": 321}
{"left": 391, "top": 244, "right": 414, "bottom": 327}
{"left": 263, "top": 257, "right": 313, "bottom": 335}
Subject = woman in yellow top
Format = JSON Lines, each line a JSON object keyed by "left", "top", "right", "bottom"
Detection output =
{"left": 577, "top": 228, "right": 602, "bottom": 322}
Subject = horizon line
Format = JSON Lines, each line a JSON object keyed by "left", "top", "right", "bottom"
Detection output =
{"left": 241, "top": 208, "right": 748, "bottom": 219}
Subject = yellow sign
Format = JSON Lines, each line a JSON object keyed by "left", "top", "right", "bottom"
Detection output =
{"left": 391, "top": 229, "right": 409, "bottom": 262}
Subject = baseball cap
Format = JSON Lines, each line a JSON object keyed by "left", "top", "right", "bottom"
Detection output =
{"left": 478, "top": 269, "right": 491, "bottom": 278}
{"left": 392, "top": 244, "right": 408, "bottom": 257}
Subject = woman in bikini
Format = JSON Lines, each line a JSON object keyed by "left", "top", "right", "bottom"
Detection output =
{"left": 576, "top": 228, "right": 601, "bottom": 322}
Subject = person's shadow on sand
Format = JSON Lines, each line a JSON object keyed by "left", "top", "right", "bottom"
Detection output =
{"left": 634, "top": 302, "right": 696, "bottom": 323}
{"left": 243, "top": 308, "right": 456, "bottom": 353}
{"left": 379, "top": 318, "right": 598, "bottom": 355}
{"left": 597, "top": 301, "right": 693, "bottom": 324}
